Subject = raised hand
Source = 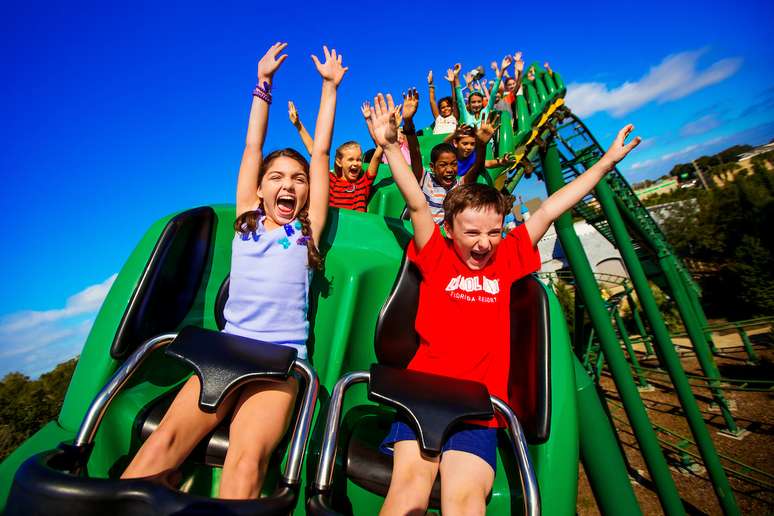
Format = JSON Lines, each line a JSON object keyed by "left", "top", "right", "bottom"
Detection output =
{"left": 477, "top": 112, "right": 501, "bottom": 143}
{"left": 490, "top": 61, "right": 499, "bottom": 73}
{"left": 402, "top": 88, "right": 419, "bottom": 120}
{"left": 603, "top": 124, "right": 641, "bottom": 166}
{"left": 444, "top": 68, "right": 455, "bottom": 82}
{"left": 513, "top": 51, "right": 522, "bottom": 62}
{"left": 311, "top": 45, "right": 348, "bottom": 86}
{"left": 257, "top": 42, "right": 288, "bottom": 82}
{"left": 288, "top": 100, "right": 300, "bottom": 125}
{"left": 360, "top": 101, "right": 372, "bottom": 120}
{"left": 499, "top": 55, "right": 513, "bottom": 78}
{"left": 516, "top": 57, "right": 525, "bottom": 73}
{"left": 427, "top": 70, "right": 433, "bottom": 85}
{"left": 369, "top": 93, "right": 400, "bottom": 147}
{"left": 464, "top": 71, "right": 474, "bottom": 86}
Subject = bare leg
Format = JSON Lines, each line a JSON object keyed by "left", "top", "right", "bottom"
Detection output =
{"left": 379, "top": 439, "right": 440, "bottom": 516}
{"left": 218, "top": 377, "right": 298, "bottom": 499}
{"left": 439, "top": 450, "right": 494, "bottom": 516}
{"left": 121, "top": 375, "right": 237, "bottom": 479}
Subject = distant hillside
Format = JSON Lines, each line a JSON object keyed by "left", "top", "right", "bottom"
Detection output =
{"left": 0, "top": 359, "right": 77, "bottom": 462}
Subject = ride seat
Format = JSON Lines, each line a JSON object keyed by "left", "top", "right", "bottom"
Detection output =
{"left": 343, "top": 257, "right": 551, "bottom": 501}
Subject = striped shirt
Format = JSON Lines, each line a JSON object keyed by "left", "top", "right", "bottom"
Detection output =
{"left": 420, "top": 169, "right": 460, "bottom": 224}
{"left": 328, "top": 171, "right": 375, "bottom": 212}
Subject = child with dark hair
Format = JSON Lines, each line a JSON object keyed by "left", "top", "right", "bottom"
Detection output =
{"left": 393, "top": 90, "right": 497, "bottom": 224}
{"left": 449, "top": 120, "right": 514, "bottom": 178}
{"left": 454, "top": 55, "right": 511, "bottom": 126}
{"left": 366, "top": 91, "right": 640, "bottom": 515}
{"left": 122, "top": 43, "right": 348, "bottom": 499}
{"left": 427, "top": 70, "right": 458, "bottom": 134}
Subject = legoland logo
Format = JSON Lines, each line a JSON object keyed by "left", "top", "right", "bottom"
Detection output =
{"left": 444, "top": 275, "right": 500, "bottom": 295}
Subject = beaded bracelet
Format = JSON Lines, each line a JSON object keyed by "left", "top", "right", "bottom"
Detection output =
{"left": 252, "top": 80, "right": 273, "bottom": 104}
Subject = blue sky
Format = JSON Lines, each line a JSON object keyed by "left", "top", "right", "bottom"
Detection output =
{"left": 1, "top": 1, "right": 772, "bottom": 377}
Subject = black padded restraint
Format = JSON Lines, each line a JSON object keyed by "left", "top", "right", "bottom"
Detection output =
{"left": 374, "top": 257, "right": 421, "bottom": 368}
{"left": 367, "top": 364, "right": 494, "bottom": 454}
{"left": 164, "top": 326, "right": 297, "bottom": 412}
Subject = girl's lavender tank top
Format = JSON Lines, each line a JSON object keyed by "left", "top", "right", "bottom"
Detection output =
{"left": 223, "top": 218, "right": 311, "bottom": 359}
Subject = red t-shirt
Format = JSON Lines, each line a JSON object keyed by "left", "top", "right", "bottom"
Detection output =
{"left": 406, "top": 224, "right": 541, "bottom": 427}
{"left": 328, "top": 171, "right": 375, "bottom": 212}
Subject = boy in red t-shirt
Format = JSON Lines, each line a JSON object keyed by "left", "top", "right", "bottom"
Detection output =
{"left": 366, "top": 92, "right": 640, "bottom": 515}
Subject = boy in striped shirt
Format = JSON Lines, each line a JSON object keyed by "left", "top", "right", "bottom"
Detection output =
{"left": 399, "top": 89, "right": 497, "bottom": 224}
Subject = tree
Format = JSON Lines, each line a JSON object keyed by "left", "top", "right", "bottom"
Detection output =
{"left": 0, "top": 359, "right": 77, "bottom": 461}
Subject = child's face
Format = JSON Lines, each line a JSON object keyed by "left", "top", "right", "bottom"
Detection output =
{"left": 454, "top": 135, "right": 476, "bottom": 158}
{"left": 505, "top": 78, "right": 516, "bottom": 91}
{"left": 468, "top": 95, "right": 484, "bottom": 115}
{"left": 444, "top": 206, "right": 504, "bottom": 270}
{"left": 335, "top": 146, "right": 363, "bottom": 182}
{"left": 439, "top": 100, "right": 453, "bottom": 118}
{"left": 430, "top": 151, "right": 458, "bottom": 188}
{"left": 258, "top": 156, "right": 309, "bottom": 226}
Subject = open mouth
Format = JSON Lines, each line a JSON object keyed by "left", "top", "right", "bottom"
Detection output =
{"left": 276, "top": 195, "right": 296, "bottom": 217}
{"left": 346, "top": 166, "right": 360, "bottom": 179}
{"left": 470, "top": 249, "right": 490, "bottom": 263}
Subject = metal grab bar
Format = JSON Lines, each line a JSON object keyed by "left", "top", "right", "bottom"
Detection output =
{"left": 311, "top": 372, "right": 541, "bottom": 516}
{"left": 75, "top": 333, "right": 177, "bottom": 447}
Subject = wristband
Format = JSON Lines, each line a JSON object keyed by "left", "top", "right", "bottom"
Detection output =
{"left": 252, "top": 80, "right": 273, "bottom": 104}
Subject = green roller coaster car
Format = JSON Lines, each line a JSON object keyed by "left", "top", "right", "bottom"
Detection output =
{"left": 0, "top": 204, "right": 578, "bottom": 515}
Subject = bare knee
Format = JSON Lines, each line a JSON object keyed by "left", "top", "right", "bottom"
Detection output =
{"left": 386, "top": 468, "right": 436, "bottom": 509}
{"left": 442, "top": 487, "right": 487, "bottom": 515}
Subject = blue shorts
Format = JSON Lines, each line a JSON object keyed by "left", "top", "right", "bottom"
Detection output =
{"left": 379, "top": 418, "right": 497, "bottom": 472}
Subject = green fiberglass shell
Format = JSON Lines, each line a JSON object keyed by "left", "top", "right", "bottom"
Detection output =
{"left": 0, "top": 205, "right": 577, "bottom": 514}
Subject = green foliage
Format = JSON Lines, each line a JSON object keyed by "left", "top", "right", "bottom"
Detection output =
{"left": 0, "top": 359, "right": 77, "bottom": 462}
{"left": 659, "top": 166, "right": 774, "bottom": 319}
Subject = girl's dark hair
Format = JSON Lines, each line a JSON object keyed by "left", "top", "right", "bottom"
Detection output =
{"left": 430, "top": 142, "right": 457, "bottom": 163}
{"left": 468, "top": 91, "right": 484, "bottom": 101}
{"left": 233, "top": 148, "right": 323, "bottom": 270}
{"left": 443, "top": 183, "right": 515, "bottom": 228}
{"left": 438, "top": 96, "right": 453, "bottom": 109}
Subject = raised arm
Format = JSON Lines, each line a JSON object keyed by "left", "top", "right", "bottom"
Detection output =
{"left": 236, "top": 42, "right": 288, "bottom": 217}
{"left": 371, "top": 93, "right": 435, "bottom": 250}
{"left": 361, "top": 101, "right": 383, "bottom": 179}
{"left": 427, "top": 70, "right": 440, "bottom": 119}
{"left": 445, "top": 65, "right": 461, "bottom": 121}
{"left": 463, "top": 112, "right": 500, "bottom": 185}
{"left": 525, "top": 125, "right": 641, "bottom": 245}
{"left": 513, "top": 53, "right": 525, "bottom": 94}
{"left": 288, "top": 101, "right": 314, "bottom": 156}
{"left": 402, "top": 88, "right": 425, "bottom": 181}
{"left": 307, "top": 46, "right": 348, "bottom": 243}
{"left": 482, "top": 55, "right": 511, "bottom": 117}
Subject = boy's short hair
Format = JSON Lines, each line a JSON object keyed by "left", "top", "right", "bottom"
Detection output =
{"left": 443, "top": 183, "right": 514, "bottom": 227}
{"left": 430, "top": 142, "right": 457, "bottom": 163}
{"left": 468, "top": 91, "right": 484, "bottom": 101}
{"left": 335, "top": 140, "right": 362, "bottom": 160}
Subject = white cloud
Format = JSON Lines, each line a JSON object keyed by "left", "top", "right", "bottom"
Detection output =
{"left": 566, "top": 50, "right": 742, "bottom": 118}
{"left": 0, "top": 275, "right": 116, "bottom": 378}
{"left": 681, "top": 114, "right": 722, "bottom": 136}
{"left": 0, "top": 274, "right": 117, "bottom": 334}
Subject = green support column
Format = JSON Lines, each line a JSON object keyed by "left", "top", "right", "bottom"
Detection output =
{"left": 541, "top": 144, "right": 686, "bottom": 515}
{"left": 614, "top": 310, "right": 651, "bottom": 389}
{"left": 659, "top": 255, "right": 739, "bottom": 433}
{"left": 575, "top": 358, "right": 643, "bottom": 516}
{"left": 736, "top": 324, "right": 759, "bottom": 364}
{"left": 627, "top": 292, "right": 656, "bottom": 357}
{"left": 593, "top": 177, "right": 741, "bottom": 516}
